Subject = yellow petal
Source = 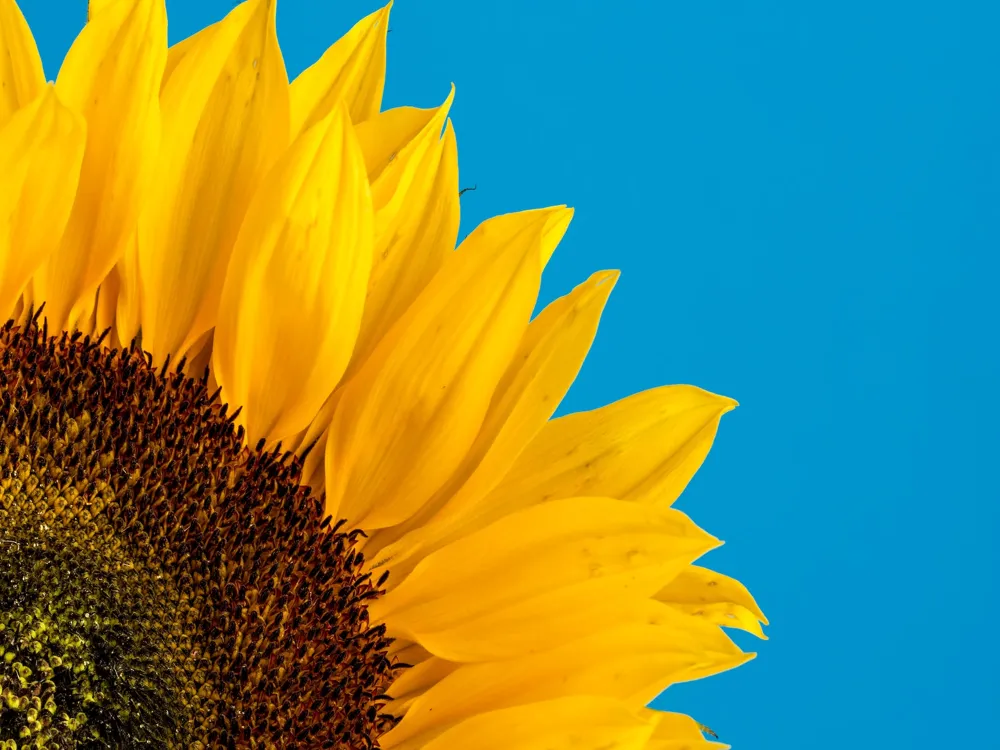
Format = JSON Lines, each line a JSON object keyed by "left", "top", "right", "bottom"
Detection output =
{"left": 645, "top": 713, "right": 730, "bottom": 750}
{"left": 355, "top": 104, "right": 439, "bottom": 181}
{"left": 88, "top": 0, "right": 115, "bottom": 17}
{"left": 162, "top": 23, "right": 216, "bottom": 88}
{"left": 302, "top": 205, "right": 563, "bottom": 477}
{"left": 31, "top": 0, "right": 167, "bottom": 332}
{"left": 112, "top": 230, "right": 141, "bottom": 343}
{"left": 390, "top": 590, "right": 710, "bottom": 663}
{"left": 292, "top": 104, "right": 459, "bottom": 479}
{"left": 420, "top": 696, "right": 659, "bottom": 750}
{"left": 94, "top": 266, "right": 121, "bottom": 345}
{"left": 324, "top": 210, "right": 543, "bottom": 529}
{"left": 368, "top": 497, "right": 719, "bottom": 660}
{"left": 349, "top": 92, "right": 460, "bottom": 375}
{"left": 368, "top": 269, "right": 617, "bottom": 565}
{"left": 385, "top": 655, "right": 459, "bottom": 706}
{"left": 458, "top": 205, "right": 573, "bottom": 271}
{"left": 487, "top": 384, "right": 737, "bottom": 510}
{"left": 213, "top": 104, "right": 373, "bottom": 446}
{"left": 138, "top": 0, "right": 289, "bottom": 361}
{"left": 0, "top": 88, "right": 86, "bottom": 319}
{"left": 383, "top": 614, "right": 747, "bottom": 750}
{"left": 656, "top": 564, "right": 768, "bottom": 639}
{"left": 289, "top": 2, "right": 390, "bottom": 137}
{"left": 0, "top": 0, "right": 44, "bottom": 127}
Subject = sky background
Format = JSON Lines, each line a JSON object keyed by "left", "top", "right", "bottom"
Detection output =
{"left": 20, "top": 1, "right": 999, "bottom": 748}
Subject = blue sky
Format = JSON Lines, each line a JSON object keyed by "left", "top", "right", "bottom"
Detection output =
{"left": 21, "top": 1, "right": 998, "bottom": 748}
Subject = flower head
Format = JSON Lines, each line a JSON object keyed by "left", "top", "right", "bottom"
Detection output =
{"left": 0, "top": 1, "right": 765, "bottom": 747}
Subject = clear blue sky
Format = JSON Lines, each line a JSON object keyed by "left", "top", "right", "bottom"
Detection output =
{"left": 21, "top": 1, "right": 998, "bottom": 748}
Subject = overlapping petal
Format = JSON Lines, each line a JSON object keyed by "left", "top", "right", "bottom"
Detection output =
{"left": 289, "top": 2, "right": 390, "bottom": 136}
{"left": 368, "top": 497, "right": 720, "bottom": 660}
{"left": 31, "top": 0, "right": 166, "bottom": 332}
{"left": 324, "top": 210, "right": 545, "bottom": 530}
{"left": 137, "top": 0, "right": 289, "bottom": 361}
{"left": 656, "top": 564, "right": 769, "bottom": 639}
{"left": 213, "top": 103, "right": 373, "bottom": 445}
{"left": 419, "top": 696, "right": 661, "bottom": 750}
{"left": 0, "top": 88, "right": 86, "bottom": 320}
{"left": 368, "top": 268, "right": 618, "bottom": 566}
{"left": 0, "top": 0, "right": 44, "bottom": 127}
{"left": 382, "top": 609, "right": 748, "bottom": 749}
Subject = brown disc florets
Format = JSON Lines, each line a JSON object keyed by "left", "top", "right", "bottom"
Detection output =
{"left": 0, "top": 320, "right": 400, "bottom": 749}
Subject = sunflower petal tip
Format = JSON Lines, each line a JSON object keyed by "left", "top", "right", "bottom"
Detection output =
{"left": 598, "top": 269, "right": 621, "bottom": 285}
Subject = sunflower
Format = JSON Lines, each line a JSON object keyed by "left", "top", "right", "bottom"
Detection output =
{"left": 0, "top": 0, "right": 766, "bottom": 747}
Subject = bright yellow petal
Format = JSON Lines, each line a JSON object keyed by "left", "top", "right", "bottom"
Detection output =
{"left": 456, "top": 205, "right": 573, "bottom": 271}
{"left": 383, "top": 613, "right": 747, "bottom": 750}
{"left": 162, "top": 23, "right": 219, "bottom": 88}
{"left": 0, "top": 0, "right": 44, "bottom": 127}
{"left": 303, "top": 206, "right": 565, "bottom": 480}
{"left": 94, "top": 266, "right": 121, "bottom": 345}
{"left": 656, "top": 564, "right": 768, "bottom": 639}
{"left": 0, "top": 88, "right": 86, "bottom": 319}
{"left": 138, "top": 0, "right": 289, "bottom": 361}
{"left": 111, "top": 230, "right": 140, "bottom": 343}
{"left": 385, "top": 655, "right": 460, "bottom": 707}
{"left": 386, "top": 590, "right": 708, "bottom": 664}
{"left": 368, "top": 268, "right": 617, "bottom": 564}
{"left": 349, "top": 95, "right": 460, "bottom": 376}
{"left": 289, "top": 2, "right": 389, "bottom": 137}
{"left": 354, "top": 104, "right": 439, "bottom": 181}
{"left": 645, "top": 712, "right": 730, "bottom": 750}
{"left": 291, "top": 105, "right": 459, "bottom": 485}
{"left": 420, "top": 696, "right": 659, "bottom": 750}
{"left": 88, "top": 0, "right": 115, "bottom": 17}
{"left": 31, "top": 0, "right": 167, "bottom": 332}
{"left": 324, "top": 210, "right": 544, "bottom": 530}
{"left": 487, "top": 384, "right": 736, "bottom": 509}
{"left": 368, "top": 497, "right": 719, "bottom": 660}
{"left": 213, "top": 103, "right": 373, "bottom": 446}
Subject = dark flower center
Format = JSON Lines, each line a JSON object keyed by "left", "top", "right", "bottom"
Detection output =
{"left": 0, "top": 319, "right": 399, "bottom": 748}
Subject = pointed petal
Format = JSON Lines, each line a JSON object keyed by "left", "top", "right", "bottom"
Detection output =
{"left": 419, "top": 696, "right": 659, "bottom": 750}
{"left": 459, "top": 206, "right": 573, "bottom": 271}
{"left": 381, "top": 590, "right": 711, "bottom": 664}
{"left": 0, "top": 0, "right": 44, "bottom": 127}
{"left": 162, "top": 22, "right": 219, "bottom": 87}
{"left": 383, "top": 613, "right": 747, "bottom": 750}
{"left": 656, "top": 564, "right": 768, "bottom": 638}
{"left": 369, "top": 269, "right": 618, "bottom": 566}
{"left": 324, "top": 210, "right": 543, "bottom": 529}
{"left": 487, "top": 384, "right": 737, "bottom": 509}
{"left": 213, "top": 104, "right": 373, "bottom": 446}
{"left": 354, "top": 104, "right": 439, "bottom": 180}
{"left": 368, "top": 497, "right": 719, "bottom": 660}
{"left": 289, "top": 2, "right": 390, "bottom": 137}
{"left": 0, "top": 88, "right": 86, "bottom": 319}
{"left": 646, "top": 713, "right": 731, "bottom": 750}
{"left": 375, "top": 383, "right": 735, "bottom": 580}
{"left": 138, "top": 0, "right": 290, "bottom": 361}
{"left": 31, "top": 0, "right": 167, "bottom": 332}
{"left": 350, "top": 92, "right": 460, "bottom": 373}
